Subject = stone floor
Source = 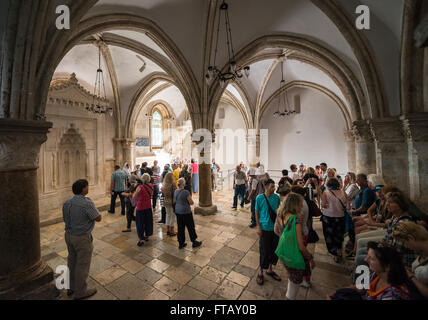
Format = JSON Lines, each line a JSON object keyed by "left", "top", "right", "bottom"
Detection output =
{"left": 40, "top": 190, "right": 354, "bottom": 300}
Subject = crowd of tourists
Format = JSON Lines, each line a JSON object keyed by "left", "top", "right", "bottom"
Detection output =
{"left": 61, "top": 157, "right": 428, "bottom": 301}
{"left": 229, "top": 162, "right": 428, "bottom": 300}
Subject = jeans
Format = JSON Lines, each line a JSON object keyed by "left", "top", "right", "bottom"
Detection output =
{"left": 233, "top": 184, "right": 246, "bottom": 208}
{"left": 176, "top": 213, "right": 198, "bottom": 245}
{"left": 250, "top": 199, "right": 256, "bottom": 225}
{"left": 110, "top": 191, "right": 125, "bottom": 215}
{"left": 152, "top": 185, "right": 159, "bottom": 209}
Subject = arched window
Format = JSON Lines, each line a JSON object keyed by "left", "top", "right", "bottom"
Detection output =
{"left": 151, "top": 110, "right": 163, "bottom": 148}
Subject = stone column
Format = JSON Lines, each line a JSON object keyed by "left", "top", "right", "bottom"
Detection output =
{"left": 344, "top": 129, "right": 356, "bottom": 173}
{"left": 247, "top": 129, "right": 259, "bottom": 167}
{"left": 0, "top": 119, "right": 58, "bottom": 299}
{"left": 402, "top": 113, "right": 428, "bottom": 208}
{"left": 352, "top": 120, "right": 376, "bottom": 175}
{"left": 192, "top": 129, "right": 217, "bottom": 216}
{"left": 370, "top": 118, "right": 409, "bottom": 192}
{"left": 113, "top": 137, "right": 123, "bottom": 166}
{"left": 121, "top": 139, "right": 135, "bottom": 169}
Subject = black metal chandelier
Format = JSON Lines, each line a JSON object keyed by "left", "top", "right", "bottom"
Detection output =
{"left": 273, "top": 59, "right": 296, "bottom": 118}
{"left": 205, "top": 0, "right": 250, "bottom": 87}
{"left": 87, "top": 44, "right": 113, "bottom": 116}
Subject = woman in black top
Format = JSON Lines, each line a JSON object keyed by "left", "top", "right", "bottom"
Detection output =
{"left": 179, "top": 164, "right": 192, "bottom": 194}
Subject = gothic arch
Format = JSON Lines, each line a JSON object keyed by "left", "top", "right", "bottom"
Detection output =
{"left": 125, "top": 72, "right": 176, "bottom": 139}
{"left": 36, "top": 13, "right": 200, "bottom": 132}
{"left": 259, "top": 80, "right": 353, "bottom": 130}
{"left": 208, "top": 34, "right": 369, "bottom": 129}
{"left": 310, "top": 0, "right": 388, "bottom": 119}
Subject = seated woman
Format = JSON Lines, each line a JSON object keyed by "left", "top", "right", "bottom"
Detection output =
{"left": 353, "top": 185, "right": 392, "bottom": 234}
{"left": 393, "top": 221, "right": 428, "bottom": 299}
{"left": 328, "top": 241, "right": 411, "bottom": 300}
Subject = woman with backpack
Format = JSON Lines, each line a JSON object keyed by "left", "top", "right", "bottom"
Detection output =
{"left": 132, "top": 173, "right": 154, "bottom": 247}
{"left": 274, "top": 192, "right": 316, "bottom": 300}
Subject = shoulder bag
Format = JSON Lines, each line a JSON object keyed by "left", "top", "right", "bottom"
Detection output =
{"left": 275, "top": 215, "right": 306, "bottom": 270}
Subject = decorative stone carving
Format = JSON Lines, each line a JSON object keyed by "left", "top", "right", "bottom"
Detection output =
{"left": 48, "top": 73, "right": 110, "bottom": 112}
{"left": 370, "top": 118, "right": 405, "bottom": 144}
{"left": 402, "top": 114, "right": 428, "bottom": 142}
{"left": 352, "top": 120, "right": 374, "bottom": 143}
{"left": 0, "top": 119, "right": 52, "bottom": 171}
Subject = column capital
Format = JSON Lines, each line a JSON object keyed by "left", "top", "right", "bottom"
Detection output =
{"left": 401, "top": 113, "right": 428, "bottom": 142}
{"left": 0, "top": 119, "right": 52, "bottom": 171}
{"left": 344, "top": 129, "right": 356, "bottom": 142}
{"left": 370, "top": 118, "right": 405, "bottom": 143}
{"left": 352, "top": 120, "right": 374, "bottom": 143}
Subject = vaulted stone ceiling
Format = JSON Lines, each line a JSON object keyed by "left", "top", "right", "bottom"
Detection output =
{"left": 52, "top": 0, "right": 406, "bottom": 131}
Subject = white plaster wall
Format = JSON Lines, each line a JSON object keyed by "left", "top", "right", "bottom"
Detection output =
{"left": 260, "top": 87, "right": 348, "bottom": 174}
{"left": 214, "top": 102, "right": 247, "bottom": 171}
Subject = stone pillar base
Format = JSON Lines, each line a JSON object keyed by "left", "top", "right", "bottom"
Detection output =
{"left": 0, "top": 261, "right": 58, "bottom": 300}
{"left": 194, "top": 205, "right": 218, "bottom": 216}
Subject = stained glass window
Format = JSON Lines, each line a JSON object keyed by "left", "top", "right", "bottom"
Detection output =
{"left": 152, "top": 110, "right": 162, "bottom": 148}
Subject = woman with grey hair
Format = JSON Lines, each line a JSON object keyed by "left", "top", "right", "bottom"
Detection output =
{"left": 174, "top": 178, "right": 201, "bottom": 249}
{"left": 132, "top": 173, "right": 154, "bottom": 246}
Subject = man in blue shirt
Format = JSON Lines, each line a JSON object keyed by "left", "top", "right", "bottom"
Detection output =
{"left": 255, "top": 179, "right": 282, "bottom": 286}
{"left": 63, "top": 179, "right": 101, "bottom": 300}
{"left": 108, "top": 165, "right": 128, "bottom": 215}
{"left": 345, "top": 173, "right": 376, "bottom": 253}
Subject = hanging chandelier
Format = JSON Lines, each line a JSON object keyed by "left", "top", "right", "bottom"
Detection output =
{"left": 205, "top": 0, "right": 250, "bottom": 87}
{"left": 273, "top": 59, "right": 296, "bottom": 118}
{"left": 87, "top": 43, "right": 113, "bottom": 116}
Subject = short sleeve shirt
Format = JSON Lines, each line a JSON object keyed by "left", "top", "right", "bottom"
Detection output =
{"left": 190, "top": 163, "right": 199, "bottom": 174}
{"left": 136, "top": 184, "right": 153, "bottom": 211}
{"left": 111, "top": 170, "right": 128, "bottom": 192}
{"left": 174, "top": 189, "right": 192, "bottom": 214}
{"left": 255, "top": 193, "right": 281, "bottom": 231}
{"left": 353, "top": 186, "right": 376, "bottom": 212}
{"left": 63, "top": 195, "right": 100, "bottom": 235}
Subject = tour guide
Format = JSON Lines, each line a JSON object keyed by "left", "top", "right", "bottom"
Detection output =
{"left": 63, "top": 179, "right": 101, "bottom": 300}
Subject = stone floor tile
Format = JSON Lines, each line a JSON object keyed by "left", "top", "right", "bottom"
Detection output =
{"left": 89, "top": 254, "right": 116, "bottom": 276}
{"left": 139, "top": 247, "right": 164, "bottom": 259}
{"left": 245, "top": 275, "right": 276, "bottom": 299}
{"left": 158, "top": 253, "right": 185, "bottom": 268}
{"left": 121, "top": 259, "right": 145, "bottom": 274}
{"left": 142, "top": 288, "right": 170, "bottom": 300}
{"left": 93, "top": 266, "right": 127, "bottom": 286}
{"left": 175, "top": 261, "right": 202, "bottom": 277}
{"left": 45, "top": 255, "right": 67, "bottom": 272}
{"left": 227, "top": 235, "right": 256, "bottom": 253}
{"left": 105, "top": 273, "right": 154, "bottom": 300}
{"left": 226, "top": 271, "right": 250, "bottom": 287}
{"left": 233, "top": 264, "right": 258, "bottom": 278}
{"left": 239, "top": 290, "right": 267, "bottom": 300}
{"left": 146, "top": 259, "right": 171, "bottom": 273}
{"left": 199, "top": 266, "right": 227, "bottom": 284}
{"left": 171, "top": 286, "right": 208, "bottom": 300}
{"left": 135, "top": 267, "right": 163, "bottom": 285}
{"left": 163, "top": 267, "right": 193, "bottom": 285}
{"left": 239, "top": 251, "right": 259, "bottom": 270}
{"left": 188, "top": 275, "right": 219, "bottom": 296}
{"left": 86, "top": 277, "right": 119, "bottom": 300}
{"left": 215, "top": 279, "right": 244, "bottom": 300}
{"left": 154, "top": 276, "right": 182, "bottom": 297}
{"left": 109, "top": 253, "right": 132, "bottom": 265}
{"left": 184, "top": 254, "right": 211, "bottom": 268}
{"left": 133, "top": 252, "right": 154, "bottom": 265}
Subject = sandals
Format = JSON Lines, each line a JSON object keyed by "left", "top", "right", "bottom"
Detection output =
{"left": 122, "top": 229, "right": 131, "bottom": 233}
{"left": 266, "top": 271, "right": 282, "bottom": 282}
{"left": 137, "top": 240, "right": 144, "bottom": 247}
{"left": 256, "top": 274, "right": 264, "bottom": 286}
